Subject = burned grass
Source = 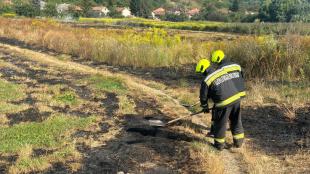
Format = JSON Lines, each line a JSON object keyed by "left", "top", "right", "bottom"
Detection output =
{"left": 1, "top": 42, "right": 309, "bottom": 173}
{"left": 0, "top": 46, "right": 217, "bottom": 173}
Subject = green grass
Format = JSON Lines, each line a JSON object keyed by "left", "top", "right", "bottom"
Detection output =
{"left": 86, "top": 74, "right": 126, "bottom": 94}
{"left": 0, "top": 79, "right": 26, "bottom": 101}
{"left": 117, "top": 95, "right": 136, "bottom": 115}
{"left": 0, "top": 115, "right": 97, "bottom": 153}
{"left": 13, "top": 157, "right": 48, "bottom": 173}
{"left": 55, "top": 91, "right": 78, "bottom": 106}
{"left": 274, "top": 81, "right": 310, "bottom": 104}
{"left": 10, "top": 145, "right": 77, "bottom": 173}
{"left": 0, "top": 102, "right": 28, "bottom": 114}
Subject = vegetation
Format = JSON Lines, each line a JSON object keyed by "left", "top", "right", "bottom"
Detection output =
{"left": 0, "top": 115, "right": 96, "bottom": 152}
{"left": 0, "top": 79, "right": 26, "bottom": 101}
{"left": 0, "top": 18, "right": 308, "bottom": 173}
{"left": 0, "top": 0, "right": 308, "bottom": 23}
{"left": 0, "top": 18, "right": 309, "bottom": 81}
{"left": 258, "top": 0, "right": 310, "bottom": 22}
{"left": 79, "top": 17, "right": 310, "bottom": 35}
{"left": 86, "top": 74, "right": 127, "bottom": 93}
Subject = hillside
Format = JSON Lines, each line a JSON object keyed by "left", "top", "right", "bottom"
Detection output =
{"left": 8, "top": 0, "right": 260, "bottom": 11}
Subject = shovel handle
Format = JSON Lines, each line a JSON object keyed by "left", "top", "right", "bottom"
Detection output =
{"left": 182, "top": 101, "right": 200, "bottom": 108}
{"left": 166, "top": 110, "right": 205, "bottom": 125}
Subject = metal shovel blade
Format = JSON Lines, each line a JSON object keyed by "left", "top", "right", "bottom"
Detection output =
{"left": 147, "top": 110, "right": 204, "bottom": 128}
{"left": 148, "top": 119, "right": 166, "bottom": 127}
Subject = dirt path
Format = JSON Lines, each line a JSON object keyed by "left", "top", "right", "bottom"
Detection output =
{"left": 0, "top": 43, "right": 248, "bottom": 173}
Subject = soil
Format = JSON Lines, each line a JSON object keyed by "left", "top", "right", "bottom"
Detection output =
{"left": 0, "top": 46, "right": 205, "bottom": 173}
{"left": 0, "top": 39, "right": 309, "bottom": 174}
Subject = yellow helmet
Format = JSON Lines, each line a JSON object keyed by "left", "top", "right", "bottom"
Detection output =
{"left": 196, "top": 59, "right": 211, "bottom": 73}
{"left": 211, "top": 50, "right": 225, "bottom": 63}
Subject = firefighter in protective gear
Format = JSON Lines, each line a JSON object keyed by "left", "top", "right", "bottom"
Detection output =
{"left": 196, "top": 52, "right": 245, "bottom": 150}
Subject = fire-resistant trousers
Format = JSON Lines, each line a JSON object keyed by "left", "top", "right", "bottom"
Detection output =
{"left": 212, "top": 101, "right": 244, "bottom": 149}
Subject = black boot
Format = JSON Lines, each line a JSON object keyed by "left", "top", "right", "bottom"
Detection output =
{"left": 213, "top": 142, "right": 225, "bottom": 151}
{"left": 233, "top": 138, "right": 244, "bottom": 148}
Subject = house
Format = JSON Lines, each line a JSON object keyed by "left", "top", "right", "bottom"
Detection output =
{"left": 91, "top": 6, "right": 109, "bottom": 17}
{"left": 245, "top": 11, "right": 257, "bottom": 15}
{"left": 56, "top": 3, "right": 71, "bottom": 14}
{"left": 116, "top": 7, "right": 131, "bottom": 17}
{"left": 187, "top": 8, "right": 200, "bottom": 18}
{"left": 71, "top": 5, "right": 82, "bottom": 12}
{"left": 2, "top": 0, "right": 13, "bottom": 5}
{"left": 168, "top": 8, "right": 182, "bottom": 15}
{"left": 39, "top": 0, "right": 46, "bottom": 10}
{"left": 152, "top": 7, "right": 165, "bottom": 16}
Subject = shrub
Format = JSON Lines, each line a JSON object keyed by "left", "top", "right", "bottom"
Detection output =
{"left": 15, "top": 3, "right": 40, "bottom": 17}
{"left": 0, "top": 18, "right": 309, "bottom": 81}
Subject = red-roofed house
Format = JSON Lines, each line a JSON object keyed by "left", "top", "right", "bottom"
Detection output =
{"left": 3, "top": 0, "right": 13, "bottom": 5}
{"left": 153, "top": 8, "right": 165, "bottom": 16}
{"left": 187, "top": 8, "right": 200, "bottom": 18}
{"left": 91, "top": 6, "right": 109, "bottom": 17}
{"left": 116, "top": 7, "right": 131, "bottom": 17}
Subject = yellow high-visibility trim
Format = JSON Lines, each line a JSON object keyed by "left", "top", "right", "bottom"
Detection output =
{"left": 214, "top": 138, "right": 225, "bottom": 143}
{"left": 224, "top": 66, "right": 241, "bottom": 73}
{"left": 206, "top": 70, "right": 227, "bottom": 86}
{"left": 215, "top": 92, "right": 246, "bottom": 107}
{"left": 233, "top": 133, "right": 245, "bottom": 139}
{"left": 205, "top": 64, "right": 241, "bottom": 86}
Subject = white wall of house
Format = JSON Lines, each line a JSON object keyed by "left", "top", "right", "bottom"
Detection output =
{"left": 56, "top": 3, "right": 70, "bottom": 14}
{"left": 121, "top": 8, "right": 131, "bottom": 17}
{"left": 102, "top": 7, "right": 110, "bottom": 16}
{"left": 39, "top": 0, "right": 46, "bottom": 10}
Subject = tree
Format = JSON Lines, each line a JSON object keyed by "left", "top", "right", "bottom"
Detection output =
{"left": 258, "top": 0, "right": 310, "bottom": 22}
{"left": 164, "top": 13, "right": 188, "bottom": 22}
{"left": 80, "top": 0, "right": 93, "bottom": 17}
{"left": 0, "top": 4, "right": 14, "bottom": 14}
{"left": 43, "top": 3, "right": 57, "bottom": 17}
{"left": 230, "top": 0, "right": 240, "bottom": 12}
{"left": 129, "top": 0, "right": 139, "bottom": 16}
{"left": 258, "top": 0, "right": 272, "bottom": 21}
{"left": 15, "top": 3, "right": 40, "bottom": 17}
{"left": 129, "top": 0, "right": 151, "bottom": 18}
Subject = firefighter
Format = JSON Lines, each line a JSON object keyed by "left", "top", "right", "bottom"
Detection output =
{"left": 196, "top": 52, "right": 245, "bottom": 150}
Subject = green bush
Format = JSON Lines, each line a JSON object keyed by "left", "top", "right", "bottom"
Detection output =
{"left": 15, "top": 3, "right": 40, "bottom": 17}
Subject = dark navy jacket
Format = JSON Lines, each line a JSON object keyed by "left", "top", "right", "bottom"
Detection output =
{"left": 200, "top": 60, "right": 246, "bottom": 108}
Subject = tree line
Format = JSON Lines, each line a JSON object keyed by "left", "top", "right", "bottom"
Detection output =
{"left": 0, "top": 0, "right": 309, "bottom": 22}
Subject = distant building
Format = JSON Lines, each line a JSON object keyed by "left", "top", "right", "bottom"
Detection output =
{"left": 187, "top": 8, "right": 200, "bottom": 18}
{"left": 2, "top": 0, "right": 13, "bottom": 5}
{"left": 152, "top": 7, "right": 166, "bottom": 16}
{"left": 168, "top": 8, "right": 182, "bottom": 15}
{"left": 116, "top": 7, "right": 131, "bottom": 17}
{"left": 91, "top": 6, "right": 109, "bottom": 17}
{"left": 245, "top": 11, "right": 257, "bottom": 15}
{"left": 39, "top": 0, "right": 46, "bottom": 10}
{"left": 72, "top": 5, "right": 82, "bottom": 12}
{"left": 56, "top": 3, "right": 71, "bottom": 14}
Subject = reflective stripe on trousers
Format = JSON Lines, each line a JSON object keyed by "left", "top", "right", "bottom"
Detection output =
{"left": 233, "top": 133, "right": 244, "bottom": 140}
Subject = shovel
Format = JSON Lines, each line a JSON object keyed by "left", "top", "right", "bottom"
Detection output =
{"left": 148, "top": 110, "right": 205, "bottom": 127}
{"left": 181, "top": 101, "right": 200, "bottom": 108}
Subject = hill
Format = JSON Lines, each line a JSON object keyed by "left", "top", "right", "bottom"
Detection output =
{"left": 7, "top": 0, "right": 260, "bottom": 11}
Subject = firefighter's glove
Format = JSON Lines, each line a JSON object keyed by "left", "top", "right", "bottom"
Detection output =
{"left": 201, "top": 104, "right": 210, "bottom": 113}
